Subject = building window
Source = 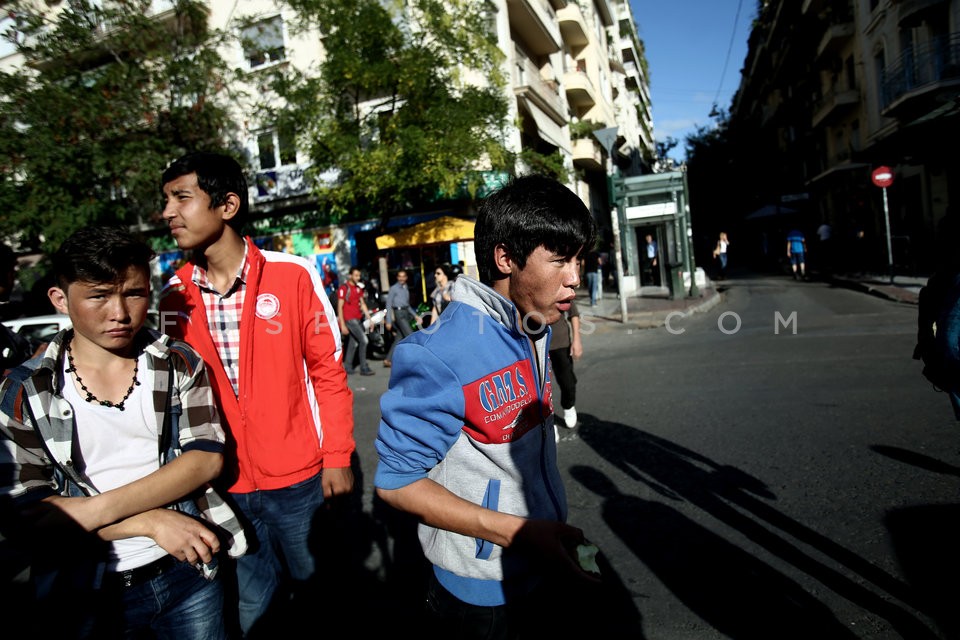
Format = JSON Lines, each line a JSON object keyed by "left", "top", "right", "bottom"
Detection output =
{"left": 241, "top": 15, "right": 286, "bottom": 69}
{"left": 874, "top": 49, "right": 886, "bottom": 107}
{"left": 256, "top": 128, "right": 296, "bottom": 170}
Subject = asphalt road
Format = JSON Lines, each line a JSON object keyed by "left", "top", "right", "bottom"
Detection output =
{"left": 338, "top": 272, "right": 957, "bottom": 639}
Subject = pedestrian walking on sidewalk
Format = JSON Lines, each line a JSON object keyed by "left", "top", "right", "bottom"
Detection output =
{"left": 383, "top": 268, "right": 419, "bottom": 368}
{"left": 584, "top": 250, "right": 602, "bottom": 306}
{"left": 2, "top": 226, "right": 246, "bottom": 638}
{"left": 338, "top": 266, "right": 375, "bottom": 376}
{"left": 549, "top": 299, "right": 582, "bottom": 433}
{"left": 158, "top": 152, "right": 356, "bottom": 635}
{"left": 787, "top": 229, "right": 807, "bottom": 280}
{"left": 374, "top": 174, "right": 602, "bottom": 638}
{"left": 713, "top": 232, "right": 730, "bottom": 280}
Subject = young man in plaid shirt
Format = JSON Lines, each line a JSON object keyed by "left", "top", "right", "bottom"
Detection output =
{"left": 0, "top": 227, "right": 245, "bottom": 638}
{"left": 159, "top": 152, "right": 356, "bottom": 635}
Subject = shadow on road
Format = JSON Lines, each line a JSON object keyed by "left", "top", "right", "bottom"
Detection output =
{"left": 571, "top": 414, "right": 944, "bottom": 639}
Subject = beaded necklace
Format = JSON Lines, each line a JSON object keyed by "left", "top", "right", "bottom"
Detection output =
{"left": 65, "top": 338, "right": 140, "bottom": 411}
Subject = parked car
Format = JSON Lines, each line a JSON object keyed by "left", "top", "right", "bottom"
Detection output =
{"left": 2, "top": 311, "right": 161, "bottom": 353}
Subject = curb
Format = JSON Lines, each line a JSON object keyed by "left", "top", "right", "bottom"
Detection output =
{"left": 586, "top": 287, "right": 723, "bottom": 333}
{"left": 830, "top": 276, "right": 919, "bottom": 305}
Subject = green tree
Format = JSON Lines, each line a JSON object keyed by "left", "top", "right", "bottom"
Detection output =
{"left": 267, "top": 0, "right": 512, "bottom": 223}
{"left": 0, "top": 0, "right": 242, "bottom": 252}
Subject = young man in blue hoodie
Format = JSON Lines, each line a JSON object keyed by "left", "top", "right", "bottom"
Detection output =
{"left": 374, "top": 174, "right": 600, "bottom": 637}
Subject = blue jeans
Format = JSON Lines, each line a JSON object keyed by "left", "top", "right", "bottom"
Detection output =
{"left": 231, "top": 473, "right": 324, "bottom": 635}
{"left": 95, "top": 559, "right": 226, "bottom": 639}
{"left": 586, "top": 270, "right": 600, "bottom": 306}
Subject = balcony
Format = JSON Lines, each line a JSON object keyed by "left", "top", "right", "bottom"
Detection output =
{"left": 513, "top": 54, "right": 565, "bottom": 123}
{"left": 506, "top": 0, "right": 561, "bottom": 56}
{"left": 572, "top": 137, "right": 602, "bottom": 171}
{"left": 898, "top": 0, "right": 945, "bottom": 26}
{"left": 563, "top": 65, "right": 597, "bottom": 109}
{"left": 881, "top": 33, "right": 960, "bottom": 120}
{"left": 594, "top": 0, "right": 614, "bottom": 27}
{"left": 623, "top": 60, "right": 641, "bottom": 90}
{"left": 811, "top": 88, "right": 859, "bottom": 127}
{"left": 620, "top": 34, "right": 639, "bottom": 63}
{"left": 816, "top": 22, "right": 854, "bottom": 59}
{"left": 556, "top": 3, "right": 588, "bottom": 48}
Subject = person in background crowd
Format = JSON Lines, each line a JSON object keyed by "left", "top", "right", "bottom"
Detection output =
{"left": 429, "top": 263, "right": 455, "bottom": 321}
{"left": 816, "top": 221, "right": 833, "bottom": 276}
{"left": 583, "top": 250, "right": 602, "bottom": 307}
{"left": 1, "top": 226, "right": 245, "bottom": 638}
{"left": 158, "top": 152, "right": 355, "bottom": 635}
{"left": 786, "top": 229, "right": 808, "bottom": 280}
{"left": 713, "top": 232, "right": 730, "bottom": 280}
{"left": 1, "top": 244, "right": 33, "bottom": 373}
{"left": 374, "top": 174, "right": 602, "bottom": 638}
{"left": 338, "top": 266, "right": 375, "bottom": 376}
{"left": 384, "top": 268, "right": 420, "bottom": 368}
{"left": 549, "top": 298, "right": 582, "bottom": 435}
{"left": 643, "top": 234, "right": 660, "bottom": 286}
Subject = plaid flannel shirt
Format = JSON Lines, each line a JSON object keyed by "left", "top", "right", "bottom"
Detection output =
{"left": 0, "top": 328, "right": 247, "bottom": 558}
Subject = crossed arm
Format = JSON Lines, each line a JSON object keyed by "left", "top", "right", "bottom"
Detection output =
{"left": 31, "top": 451, "right": 224, "bottom": 564}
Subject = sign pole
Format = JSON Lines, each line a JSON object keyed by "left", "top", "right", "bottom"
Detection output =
{"left": 871, "top": 165, "right": 895, "bottom": 284}
{"left": 593, "top": 127, "right": 628, "bottom": 324}
{"left": 882, "top": 186, "right": 894, "bottom": 284}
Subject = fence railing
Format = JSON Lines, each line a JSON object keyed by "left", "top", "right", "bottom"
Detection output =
{"left": 881, "top": 32, "right": 960, "bottom": 110}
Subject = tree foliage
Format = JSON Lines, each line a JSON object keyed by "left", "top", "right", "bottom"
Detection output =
{"left": 0, "top": 0, "right": 241, "bottom": 252}
{"left": 268, "top": 0, "right": 512, "bottom": 223}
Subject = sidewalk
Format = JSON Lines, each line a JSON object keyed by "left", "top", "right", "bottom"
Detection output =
{"left": 579, "top": 270, "right": 923, "bottom": 333}
{"left": 577, "top": 282, "right": 722, "bottom": 333}
{"left": 828, "top": 272, "right": 923, "bottom": 305}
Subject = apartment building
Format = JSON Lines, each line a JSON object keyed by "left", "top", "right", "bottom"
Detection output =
{"left": 1, "top": 0, "right": 655, "bottom": 276}
{"left": 729, "top": 0, "right": 959, "bottom": 274}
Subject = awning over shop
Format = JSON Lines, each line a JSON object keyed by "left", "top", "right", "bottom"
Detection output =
{"left": 375, "top": 216, "right": 475, "bottom": 249}
{"left": 520, "top": 97, "right": 570, "bottom": 153}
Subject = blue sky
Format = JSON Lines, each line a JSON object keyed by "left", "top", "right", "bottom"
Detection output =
{"left": 630, "top": 0, "right": 757, "bottom": 160}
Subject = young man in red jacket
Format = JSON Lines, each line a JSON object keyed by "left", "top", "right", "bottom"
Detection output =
{"left": 158, "top": 152, "right": 355, "bottom": 635}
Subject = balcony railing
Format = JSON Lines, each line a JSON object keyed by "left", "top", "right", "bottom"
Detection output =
{"left": 556, "top": 3, "right": 588, "bottom": 48}
{"left": 812, "top": 87, "right": 859, "bottom": 127}
{"left": 572, "top": 137, "right": 602, "bottom": 171}
{"left": 563, "top": 68, "right": 596, "bottom": 108}
{"left": 881, "top": 33, "right": 960, "bottom": 112}
{"left": 513, "top": 52, "right": 564, "bottom": 122}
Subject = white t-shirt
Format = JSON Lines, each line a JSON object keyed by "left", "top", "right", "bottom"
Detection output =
{"left": 63, "top": 353, "right": 167, "bottom": 571}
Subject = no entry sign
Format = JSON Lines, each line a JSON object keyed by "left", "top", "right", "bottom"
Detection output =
{"left": 872, "top": 166, "right": 894, "bottom": 188}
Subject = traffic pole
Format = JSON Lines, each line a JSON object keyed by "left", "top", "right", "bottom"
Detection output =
{"left": 882, "top": 186, "right": 894, "bottom": 284}
{"left": 871, "top": 166, "right": 895, "bottom": 284}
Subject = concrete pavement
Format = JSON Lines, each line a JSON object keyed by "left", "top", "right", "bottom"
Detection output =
{"left": 579, "top": 270, "right": 923, "bottom": 336}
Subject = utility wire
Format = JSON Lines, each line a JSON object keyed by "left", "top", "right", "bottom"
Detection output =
{"left": 712, "top": 0, "right": 744, "bottom": 113}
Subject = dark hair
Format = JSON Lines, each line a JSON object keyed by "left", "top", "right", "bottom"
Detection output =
{"left": 435, "top": 263, "right": 454, "bottom": 280}
{"left": 161, "top": 152, "right": 249, "bottom": 231}
{"left": 52, "top": 227, "right": 155, "bottom": 289}
{"left": 475, "top": 174, "right": 597, "bottom": 284}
